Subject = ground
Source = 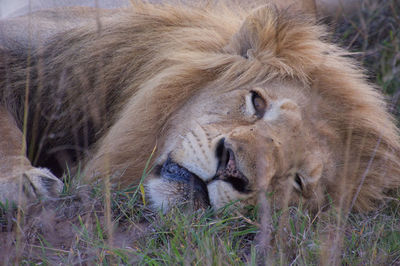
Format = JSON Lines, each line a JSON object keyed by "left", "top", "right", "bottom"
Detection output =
{"left": 0, "top": 0, "right": 399, "bottom": 264}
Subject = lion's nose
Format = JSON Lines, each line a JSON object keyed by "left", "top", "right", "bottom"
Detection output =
{"left": 215, "top": 138, "right": 226, "bottom": 162}
{"left": 215, "top": 137, "right": 228, "bottom": 169}
{"left": 214, "top": 138, "right": 250, "bottom": 193}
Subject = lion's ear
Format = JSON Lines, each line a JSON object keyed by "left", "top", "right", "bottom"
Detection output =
{"left": 225, "top": 5, "right": 277, "bottom": 59}
{"left": 225, "top": 2, "right": 316, "bottom": 59}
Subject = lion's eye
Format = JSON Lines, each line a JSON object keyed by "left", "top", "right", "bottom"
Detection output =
{"left": 294, "top": 173, "right": 304, "bottom": 192}
{"left": 251, "top": 91, "right": 266, "bottom": 117}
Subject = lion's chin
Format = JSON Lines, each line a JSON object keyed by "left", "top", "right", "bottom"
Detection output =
{"left": 146, "top": 158, "right": 211, "bottom": 212}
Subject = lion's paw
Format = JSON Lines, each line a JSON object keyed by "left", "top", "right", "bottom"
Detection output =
{"left": 22, "top": 168, "right": 64, "bottom": 199}
{"left": 0, "top": 167, "right": 63, "bottom": 207}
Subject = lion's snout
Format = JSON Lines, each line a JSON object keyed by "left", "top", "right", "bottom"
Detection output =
{"left": 213, "top": 138, "right": 250, "bottom": 193}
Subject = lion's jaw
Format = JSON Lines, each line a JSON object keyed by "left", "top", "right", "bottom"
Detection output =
{"left": 146, "top": 80, "right": 331, "bottom": 212}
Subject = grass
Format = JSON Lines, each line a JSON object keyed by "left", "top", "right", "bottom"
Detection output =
{"left": 1, "top": 0, "right": 400, "bottom": 264}
{"left": 1, "top": 178, "right": 399, "bottom": 264}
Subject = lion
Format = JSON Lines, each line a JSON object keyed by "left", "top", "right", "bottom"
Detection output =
{"left": 0, "top": 0, "right": 398, "bottom": 213}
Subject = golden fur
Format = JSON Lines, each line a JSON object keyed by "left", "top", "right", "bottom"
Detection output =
{"left": 0, "top": 1, "right": 399, "bottom": 212}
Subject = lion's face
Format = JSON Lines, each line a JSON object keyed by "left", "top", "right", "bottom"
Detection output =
{"left": 147, "top": 79, "right": 332, "bottom": 211}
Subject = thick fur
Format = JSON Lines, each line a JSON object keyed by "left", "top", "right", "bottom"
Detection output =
{"left": 0, "top": 1, "right": 399, "bottom": 212}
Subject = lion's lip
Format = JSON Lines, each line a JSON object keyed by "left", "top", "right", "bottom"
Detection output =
{"left": 160, "top": 157, "right": 210, "bottom": 204}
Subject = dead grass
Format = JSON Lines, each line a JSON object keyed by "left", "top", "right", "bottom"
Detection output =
{"left": 1, "top": 0, "right": 400, "bottom": 264}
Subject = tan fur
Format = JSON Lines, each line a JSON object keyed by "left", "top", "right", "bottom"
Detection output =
{"left": 0, "top": 1, "right": 399, "bottom": 212}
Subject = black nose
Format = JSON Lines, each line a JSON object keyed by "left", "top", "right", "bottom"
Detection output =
{"left": 215, "top": 138, "right": 226, "bottom": 158}
{"left": 214, "top": 138, "right": 250, "bottom": 193}
{"left": 215, "top": 137, "right": 229, "bottom": 169}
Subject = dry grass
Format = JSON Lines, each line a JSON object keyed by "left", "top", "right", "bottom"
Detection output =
{"left": 1, "top": 0, "right": 399, "bottom": 264}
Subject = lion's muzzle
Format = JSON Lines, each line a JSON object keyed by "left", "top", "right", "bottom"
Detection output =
{"left": 212, "top": 138, "right": 250, "bottom": 193}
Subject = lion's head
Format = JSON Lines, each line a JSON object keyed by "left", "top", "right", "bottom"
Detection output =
{"left": 147, "top": 78, "right": 331, "bottom": 211}
{"left": 127, "top": 4, "right": 400, "bottom": 213}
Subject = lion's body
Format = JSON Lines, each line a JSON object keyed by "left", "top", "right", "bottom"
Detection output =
{"left": 0, "top": 1, "right": 399, "bottom": 212}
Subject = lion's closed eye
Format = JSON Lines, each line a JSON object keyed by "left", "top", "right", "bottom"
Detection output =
{"left": 294, "top": 173, "right": 304, "bottom": 192}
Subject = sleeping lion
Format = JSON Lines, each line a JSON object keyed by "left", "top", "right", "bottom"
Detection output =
{"left": 0, "top": 0, "right": 399, "bottom": 213}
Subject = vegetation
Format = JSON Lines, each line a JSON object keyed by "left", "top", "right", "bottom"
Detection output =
{"left": 1, "top": 0, "right": 399, "bottom": 264}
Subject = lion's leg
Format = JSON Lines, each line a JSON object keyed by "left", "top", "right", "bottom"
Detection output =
{"left": 0, "top": 106, "right": 63, "bottom": 206}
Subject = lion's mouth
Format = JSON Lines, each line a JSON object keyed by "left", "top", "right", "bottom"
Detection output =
{"left": 159, "top": 144, "right": 251, "bottom": 208}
